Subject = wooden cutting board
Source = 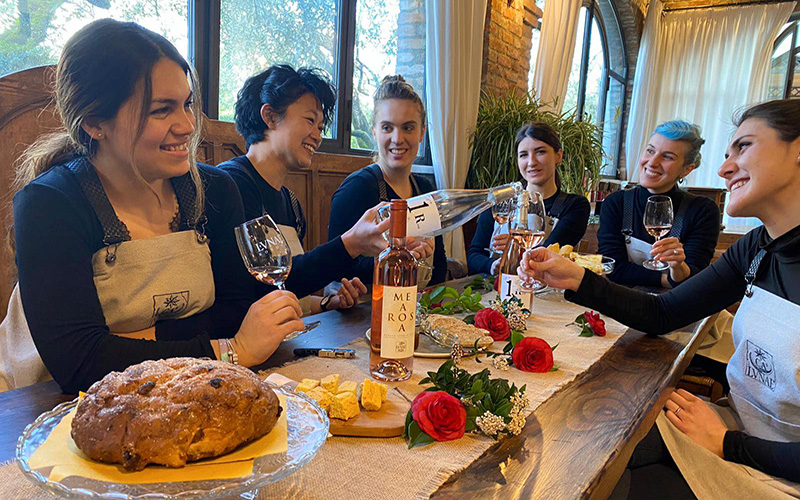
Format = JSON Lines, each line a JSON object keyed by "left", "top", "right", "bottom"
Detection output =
{"left": 265, "top": 373, "right": 410, "bottom": 438}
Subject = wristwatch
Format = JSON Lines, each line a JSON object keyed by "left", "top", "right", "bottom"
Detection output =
{"left": 320, "top": 294, "right": 333, "bottom": 311}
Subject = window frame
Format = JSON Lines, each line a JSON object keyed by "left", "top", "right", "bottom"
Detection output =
{"left": 566, "top": 0, "right": 627, "bottom": 178}
{"left": 770, "top": 14, "right": 800, "bottom": 100}
{"left": 190, "top": 0, "right": 432, "bottom": 165}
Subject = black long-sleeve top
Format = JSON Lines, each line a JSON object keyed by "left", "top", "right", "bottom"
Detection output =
{"left": 327, "top": 164, "right": 447, "bottom": 285}
{"left": 566, "top": 223, "right": 800, "bottom": 482}
{"left": 218, "top": 156, "right": 357, "bottom": 298}
{"left": 14, "top": 162, "right": 259, "bottom": 394}
{"left": 467, "top": 189, "right": 590, "bottom": 275}
{"left": 598, "top": 185, "right": 720, "bottom": 287}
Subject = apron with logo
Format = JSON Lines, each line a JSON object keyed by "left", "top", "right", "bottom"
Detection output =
{"left": 658, "top": 249, "right": 800, "bottom": 499}
{"left": 621, "top": 187, "right": 696, "bottom": 266}
{"left": 369, "top": 164, "right": 434, "bottom": 289}
{"left": 0, "top": 158, "right": 214, "bottom": 391}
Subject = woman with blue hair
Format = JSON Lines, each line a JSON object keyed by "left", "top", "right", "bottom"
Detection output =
{"left": 597, "top": 120, "right": 721, "bottom": 288}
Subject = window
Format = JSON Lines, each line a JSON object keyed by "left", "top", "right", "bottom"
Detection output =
{"left": 0, "top": 0, "right": 189, "bottom": 78}
{"left": 768, "top": 15, "right": 800, "bottom": 100}
{"left": 217, "top": 0, "right": 429, "bottom": 161}
{"left": 562, "top": 0, "right": 626, "bottom": 177}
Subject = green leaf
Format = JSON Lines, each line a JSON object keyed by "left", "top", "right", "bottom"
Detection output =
{"left": 471, "top": 378, "right": 484, "bottom": 394}
{"left": 463, "top": 314, "right": 475, "bottom": 324}
{"left": 549, "top": 362, "right": 559, "bottom": 372}
{"left": 496, "top": 401, "right": 513, "bottom": 418}
{"left": 511, "top": 330, "right": 525, "bottom": 347}
{"left": 578, "top": 326, "right": 594, "bottom": 337}
{"left": 407, "top": 421, "right": 436, "bottom": 448}
{"left": 430, "top": 286, "right": 447, "bottom": 302}
{"left": 442, "top": 287, "right": 460, "bottom": 299}
{"left": 403, "top": 410, "right": 413, "bottom": 438}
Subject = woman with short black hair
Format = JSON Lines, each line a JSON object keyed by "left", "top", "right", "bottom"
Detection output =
{"left": 219, "top": 65, "right": 389, "bottom": 314}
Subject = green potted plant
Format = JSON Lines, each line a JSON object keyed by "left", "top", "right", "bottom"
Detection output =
{"left": 466, "top": 91, "right": 604, "bottom": 197}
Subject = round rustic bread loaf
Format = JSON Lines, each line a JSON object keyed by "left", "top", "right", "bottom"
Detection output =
{"left": 71, "top": 357, "right": 281, "bottom": 471}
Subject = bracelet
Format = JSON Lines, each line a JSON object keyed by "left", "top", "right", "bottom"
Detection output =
{"left": 219, "top": 338, "right": 239, "bottom": 365}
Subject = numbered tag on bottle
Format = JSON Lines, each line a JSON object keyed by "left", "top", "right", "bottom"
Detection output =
{"left": 406, "top": 195, "right": 441, "bottom": 237}
{"left": 499, "top": 274, "right": 533, "bottom": 311}
{"left": 380, "top": 285, "right": 417, "bottom": 359}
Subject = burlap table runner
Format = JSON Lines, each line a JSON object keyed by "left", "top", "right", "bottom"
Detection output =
{"left": 0, "top": 291, "right": 627, "bottom": 500}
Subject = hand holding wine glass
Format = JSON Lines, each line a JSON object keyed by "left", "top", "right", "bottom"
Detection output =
{"left": 515, "top": 191, "right": 548, "bottom": 291}
{"left": 642, "top": 195, "right": 674, "bottom": 271}
{"left": 235, "top": 214, "right": 320, "bottom": 340}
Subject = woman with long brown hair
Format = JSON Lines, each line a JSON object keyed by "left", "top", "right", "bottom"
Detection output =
{"left": 0, "top": 19, "right": 303, "bottom": 394}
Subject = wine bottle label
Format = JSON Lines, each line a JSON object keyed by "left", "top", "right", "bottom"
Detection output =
{"left": 499, "top": 274, "right": 533, "bottom": 311}
{"left": 380, "top": 285, "right": 417, "bottom": 358}
{"left": 406, "top": 195, "right": 441, "bottom": 237}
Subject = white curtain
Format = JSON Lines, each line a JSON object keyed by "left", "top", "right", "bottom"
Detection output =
{"left": 425, "top": 0, "right": 487, "bottom": 263}
{"left": 625, "top": 0, "right": 796, "bottom": 189}
{"left": 531, "top": 0, "right": 582, "bottom": 112}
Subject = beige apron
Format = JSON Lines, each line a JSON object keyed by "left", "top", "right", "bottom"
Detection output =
{"left": 659, "top": 250, "right": 800, "bottom": 499}
{"left": 278, "top": 224, "right": 312, "bottom": 315}
{"left": 93, "top": 230, "right": 215, "bottom": 332}
{"left": 0, "top": 230, "right": 214, "bottom": 392}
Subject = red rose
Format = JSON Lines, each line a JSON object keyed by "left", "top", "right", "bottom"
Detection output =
{"left": 410, "top": 391, "right": 466, "bottom": 442}
{"left": 512, "top": 337, "right": 554, "bottom": 373}
{"left": 584, "top": 311, "right": 606, "bottom": 337}
{"left": 474, "top": 308, "right": 511, "bottom": 341}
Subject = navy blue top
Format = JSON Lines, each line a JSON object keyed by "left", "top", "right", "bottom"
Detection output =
{"left": 14, "top": 161, "right": 257, "bottom": 393}
{"left": 567, "top": 224, "right": 800, "bottom": 482}
{"left": 467, "top": 189, "right": 590, "bottom": 275}
{"left": 598, "top": 185, "right": 720, "bottom": 287}
{"left": 218, "top": 156, "right": 357, "bottom": 298}
{"left": 327, "top": 164, "right": 447, "bottom": 285}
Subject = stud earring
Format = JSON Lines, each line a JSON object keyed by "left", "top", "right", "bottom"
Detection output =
{"left": 96, "top": 133, "right": 103, "bottom": 139}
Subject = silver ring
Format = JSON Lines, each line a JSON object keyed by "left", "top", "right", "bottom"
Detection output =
{"left": 674, "top": 406, "right": 682, "bottom": 415}
{"left": 673, "top": 249, "right": 678, "bottom": 255}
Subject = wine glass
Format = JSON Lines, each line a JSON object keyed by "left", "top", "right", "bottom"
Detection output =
{"left": 487, "top": 198, "right": 515, "bottom": 254}
{"left": 234, "top": 214, "right": 320, "bottom": 341}
{"left": 642, "top": 195, "right": 673, "bottom": 271}
{"left": 514, "top": 192, "right": 548, "bottom": 291}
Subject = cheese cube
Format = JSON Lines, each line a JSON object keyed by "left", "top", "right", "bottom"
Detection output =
{"left": 360, "top": 379, "right": 386, "bottom": 411}
{"left": 320, "top": 374, "right": 340, "bottom": 393}
{"left": 337, "top": 381, "right": 357, "bottom": 395}
{"left": 329, "top": 392, "right": 359, "bottom": 420}
{"left": 295, "top": 380, "right": 318, "bottom": 393}
{"left": 359, "top": 380, "right": 388, "bottom": 403}
{"left": 305, "top": 387, "right": 333, "bottom": 412}
{"left": 301, "top": 378, "right": 319, "bottom": 389}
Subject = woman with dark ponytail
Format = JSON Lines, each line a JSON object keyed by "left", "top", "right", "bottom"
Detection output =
{"left": 0, "top": 19, "right": 305, "bottom": 394}
{"left": 467, "top": 121, "right": 590, "bottom": 275}
{"left": 219, "top": 64, "right": 390, "bottom": 315}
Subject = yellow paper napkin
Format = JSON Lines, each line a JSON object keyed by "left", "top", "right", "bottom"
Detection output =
{"left": 27, "top": 395, "right": 288, "bottom": 484}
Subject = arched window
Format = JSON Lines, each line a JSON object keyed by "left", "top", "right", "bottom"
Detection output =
{"left": 563, "top": 0, "right": 627, "bottom": 177}
{"left": 768, "top": 14, "right": 800, "bottom": 100}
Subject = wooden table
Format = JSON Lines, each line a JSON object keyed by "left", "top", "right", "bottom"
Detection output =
{"left": 0, "top": 280, "right": 714, "bottom": 500}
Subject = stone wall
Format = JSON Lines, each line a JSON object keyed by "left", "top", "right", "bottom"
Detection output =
{"left": 395, "top": 0, "right": 426, "bottom": 97}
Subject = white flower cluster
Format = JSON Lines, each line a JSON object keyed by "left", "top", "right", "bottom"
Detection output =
{"left": 490, "top": 296, "right": 529, "bottom": 331}
{"left": 474, "top": 390, "right": 530, "bottom": 438}
{"left": 475, "top": 411, "right": 506, "bottom": 436}
{"left": 491, "top": 355, "right": 511, "bottom": 371}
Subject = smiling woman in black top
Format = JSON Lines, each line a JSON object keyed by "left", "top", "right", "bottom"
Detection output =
{"left": 467, "top": 122, "right": 590, "bottom": 275}
{"left": 328, "top": 75, "right": 446, "bottom": 286}
{"left": 0, "top": 20, "right": 305, "bottom": 393}
{"left": 598, "top": 121, "right": 720, "bottom": 288}
{"left": 218, "top": 65, "right": 389, "bottom": 314}
{"left": 520, "top": 99, "right": 800, "bottom": 498}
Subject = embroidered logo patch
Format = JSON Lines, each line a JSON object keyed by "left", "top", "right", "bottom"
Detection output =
{"left": 153, "top": 291, "right": 189, "bottom": 320}
{"left": 744, "top": 340, "right": 776, "bottom": 391}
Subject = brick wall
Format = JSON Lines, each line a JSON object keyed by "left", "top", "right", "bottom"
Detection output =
{"left": 395, "top": 0, "right": 426, "bottom": 96}
{"left": 480, "top": 0, "right": 540, "bottom": 97}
